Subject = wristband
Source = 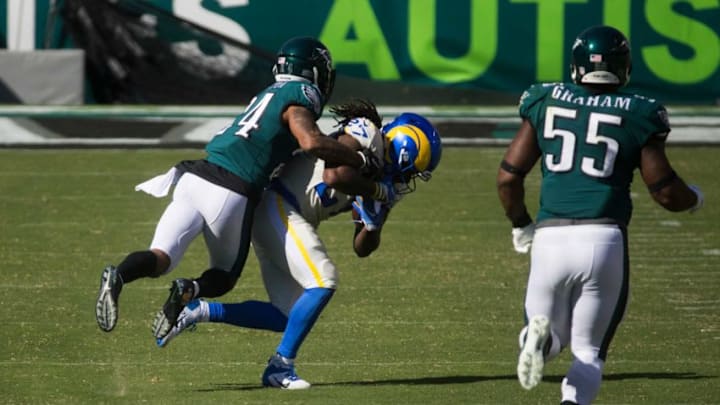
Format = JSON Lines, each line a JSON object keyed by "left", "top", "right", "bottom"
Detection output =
{"left": 511, "top": 211, "right": 533, "bottom": 228}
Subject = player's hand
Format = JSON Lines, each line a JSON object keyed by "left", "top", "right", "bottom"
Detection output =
{"left": 352, "top": 196, "right": 388, "bottom": 231}
{"left": 688, "top": 184, "right": 703, "bottom": 213}
{"left": 357, "top": 148, "right": 383, "bottom": 179}
{"left": 511, "top": 223, "right": 535, "bottom": 254}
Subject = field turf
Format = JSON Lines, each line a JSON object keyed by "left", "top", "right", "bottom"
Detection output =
{"left": 0, "top": 147, "right": 717, "bottom": 404}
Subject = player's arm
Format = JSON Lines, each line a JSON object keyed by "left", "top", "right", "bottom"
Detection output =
{"left": 496, "top": 119, "right": 541, "bottom": 227}
{"left": 640, "top": 136, "right": 703, "bottom": 212}
{"left": 284, "top": 105, "right": 378, "bottom": 173}
{"left": 322, "top": 133, "right": 380, "bottom": 198}
{"left": 351, "top": 207, "right": 388, "bottom": 257}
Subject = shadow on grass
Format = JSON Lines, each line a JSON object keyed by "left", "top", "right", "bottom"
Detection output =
{"left": 543, "top": 371, "right": 715, "bottom": 383}
{"left": 198, "top": 374, "right": 518, "bottom": 392}
{"left": 197, "top": 372, "right": 715, "bottom": 392}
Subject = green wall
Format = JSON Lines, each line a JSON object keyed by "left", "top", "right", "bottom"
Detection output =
{"left": 1, "top": 0, "right": 718, "bottom": 104}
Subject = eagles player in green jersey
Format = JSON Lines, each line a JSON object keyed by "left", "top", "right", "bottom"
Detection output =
{"left": 95, "top": 37, "right": 388, "bottom": 338}
{"left": 497, "top": 26, "right": 703, "bottom": 405}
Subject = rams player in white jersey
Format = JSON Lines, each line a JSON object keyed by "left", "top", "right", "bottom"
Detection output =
{"left": 156, "top": 101, "right": 442, "bottom": 390}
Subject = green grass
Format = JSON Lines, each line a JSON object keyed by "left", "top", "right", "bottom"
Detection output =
{"left": 0, "top": 147, "right": 718, "bottom": 404}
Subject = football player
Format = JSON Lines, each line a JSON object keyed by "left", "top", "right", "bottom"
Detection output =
{"left": 95, "top": 37, "right": 388, "bottom": 335}
{"left": 155, "top": 104, "right": 442, "bottom": 390}
{"left": 497, "top": 25, "right": 703, "bottom": 405}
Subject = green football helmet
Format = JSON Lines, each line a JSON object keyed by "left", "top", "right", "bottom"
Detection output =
{"left": 570, "top": 25, "right": 632, "bottom": 87}
{"left": 273, "top": 37, "right": 336, "bottom": 101}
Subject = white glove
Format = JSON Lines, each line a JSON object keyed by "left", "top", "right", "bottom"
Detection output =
{"left": 512, "top": 223, "right": 535, "bottom": 254}
{"left": 688, "top": 185, "right": 703, "bottom": 213}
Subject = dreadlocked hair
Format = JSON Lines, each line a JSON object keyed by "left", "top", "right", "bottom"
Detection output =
{"left": 329, "top": 98, "right": 383, "bottom": 129}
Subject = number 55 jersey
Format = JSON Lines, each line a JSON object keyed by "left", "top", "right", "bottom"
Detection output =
{"left": 519, "top": 82, "right": 671, "bottom": 226}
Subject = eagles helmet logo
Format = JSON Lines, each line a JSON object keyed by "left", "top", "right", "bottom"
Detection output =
{"left": 317, "top": 47, "right": 333, "bottom": 75}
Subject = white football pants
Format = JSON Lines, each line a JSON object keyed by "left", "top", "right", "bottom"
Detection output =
{"left": 149, "top": 172, "right": 252, "bottom": 274}
{"left": 252, "top": 189, "right": 339, "bottom": 316}
{"left": 524, "top": 224, "right": 628, "bottom": 405}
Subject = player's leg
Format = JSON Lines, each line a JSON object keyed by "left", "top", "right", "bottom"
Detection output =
{"left": 158, "top": 190, "right": 299, "bottom": 347}
{"left": 202, "top": 188, "right": 303, "bottom": 332}
{"left": 153, "top": 173, "right": 254, "bottom": 338}
{"left": 273, "top": 198, "right": 338, "bottom": 357}
{"left": 518, "top": 226, "right": 577, "bottom": 390}
{"left": 562, "top": 225, "right": 626, "bottom": 405}
{"left": 95, "top": 174, "right": 203, "bottom": 332}
{"left": 157, "top": 195, "right": 299, "bottom": 349}
{"left": 182, "top": 247, "right": 293, "bottom": 334}
{"left": 261, "top": 193, "right": 338, "bottom": 389}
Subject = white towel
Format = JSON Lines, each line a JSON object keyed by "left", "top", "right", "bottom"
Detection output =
{"left": 134, "top": 167, "right": 179, "bottom": 198}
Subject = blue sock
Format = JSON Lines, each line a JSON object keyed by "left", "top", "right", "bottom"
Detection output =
{"left": 277, "top": 288, "right": 335, "bottom": 359}
{"left": 209, "top": 300, "right": 288, "bottom": 332}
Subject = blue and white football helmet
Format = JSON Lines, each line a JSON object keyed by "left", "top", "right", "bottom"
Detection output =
{"left": 381, "top": 113, "right": 442, "bottom": 193}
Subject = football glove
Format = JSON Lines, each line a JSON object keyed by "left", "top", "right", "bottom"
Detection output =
{"left": 511, "top": 223, "right": 535, "bottom": 254}
{"left": 688, "top": 184, "right": 704, "bottom": 213}
{"left": 352, "top": 196, "right": 388, "bottom": 231}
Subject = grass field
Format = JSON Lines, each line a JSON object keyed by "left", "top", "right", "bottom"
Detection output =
{"left": 0, "top": 147, "right": 718, "bottom": 404}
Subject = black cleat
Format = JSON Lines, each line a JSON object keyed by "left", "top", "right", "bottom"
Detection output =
{"left": 152, "top": 278, "right": 195, "bottom": 339}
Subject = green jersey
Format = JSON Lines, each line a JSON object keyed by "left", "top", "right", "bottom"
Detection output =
{"left": 519, "top": 82, "right": 671, "bottom": 226}
{"left": 206, "top": 80, "right": 324, "bottom": 190}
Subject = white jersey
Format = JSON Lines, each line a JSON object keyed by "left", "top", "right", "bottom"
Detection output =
{"left": 269, "top": 152, "right": 354, "bottom": 228}
{"left": 267, "top": 117, "right": 384, "bottom": 228}
{"left": 252, "top": 117, "right": 385, "bottom": 314}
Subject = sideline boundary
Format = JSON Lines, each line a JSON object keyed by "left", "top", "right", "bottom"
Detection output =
{"left": 0, "top": 105, "right": 718, "bottom": 147}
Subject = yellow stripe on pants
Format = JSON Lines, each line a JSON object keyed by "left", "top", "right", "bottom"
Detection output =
{"left": 275, "top": 194, "right": 325, "bottom": 288}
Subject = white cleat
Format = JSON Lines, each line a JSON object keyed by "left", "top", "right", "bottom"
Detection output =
{"left": 517, "top": 315, "right": 550, "bottom": 390}
{"left": 261, "top": 353, "right": 312, "bottom": 390}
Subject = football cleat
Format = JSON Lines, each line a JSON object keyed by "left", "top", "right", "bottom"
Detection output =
{"left": 517, "top": 315, "right": 550, "bottom": 390}
{"left": 156, "top": 299, "right": 209, "bottom": 348}
{"left": 95, "top": 265, "right": 122, "bottom": 332}
{"left": 152, "top": 278, "right": 195, "bottom": 339}
{"left": 262, "top": 353, "right": 311, "bottom": 390}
